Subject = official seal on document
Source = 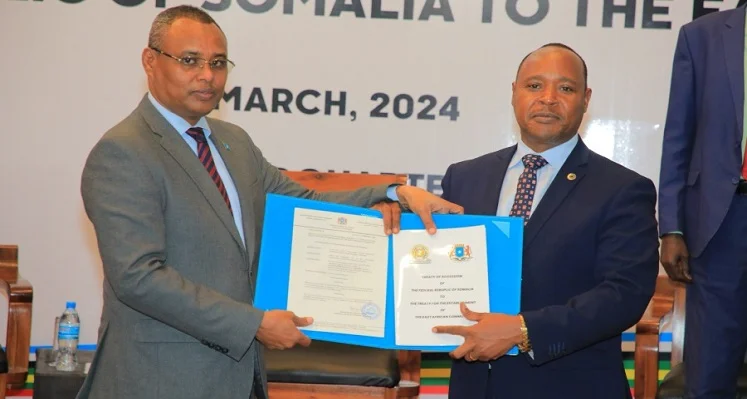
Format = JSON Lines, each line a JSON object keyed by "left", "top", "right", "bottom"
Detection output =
{"left": 361, "top": 302, "right": 380, "bottom": 320}
{"left": 410, "top": 244, "right": 431, "bottom": 264}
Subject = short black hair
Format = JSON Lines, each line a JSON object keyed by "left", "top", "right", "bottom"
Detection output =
{"left": 516, "top": 43, "right": 588, "bottom": 88}
{"left": 148, "top": 5, "right": 223, "bottom": 49}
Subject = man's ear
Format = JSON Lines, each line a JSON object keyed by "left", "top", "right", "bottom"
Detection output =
{"left": 583, "top": 87, "right": 592, "bottom": 112}
{"left": 142, "top": 47, "right": 156, "bottom": 77}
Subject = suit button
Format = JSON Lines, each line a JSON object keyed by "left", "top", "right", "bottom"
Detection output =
{"left": 733, "top": 177, "right": 740, "bottom": 185}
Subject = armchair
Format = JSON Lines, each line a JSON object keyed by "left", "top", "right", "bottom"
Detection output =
{"left": 0, "top": 245, "right": 33, "bottom": 393}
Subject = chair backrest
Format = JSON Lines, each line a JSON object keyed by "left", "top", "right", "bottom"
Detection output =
{"left": 282, "top": 171, "right": 407, "bottom": 191}
{"left": 281, "top": 171, "right": 421, "bottom": 385}
{"left": 0, "top": 246, "right": 19, "bottom": 282}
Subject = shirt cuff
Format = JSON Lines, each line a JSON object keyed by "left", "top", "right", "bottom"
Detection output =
{"left": 386, "top": 185, "right": 399, "bottom": 201}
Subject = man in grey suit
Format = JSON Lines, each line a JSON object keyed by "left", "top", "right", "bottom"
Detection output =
{"left": 78, "top": 5, "right": 462, "bottom": 399}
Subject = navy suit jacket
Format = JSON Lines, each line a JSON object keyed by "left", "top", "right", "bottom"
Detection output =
{"left": 441, "top": 139, "right": 659, "bottom": 398}
{"left": 659, "top": 6, "right": 745, "bottom": 257}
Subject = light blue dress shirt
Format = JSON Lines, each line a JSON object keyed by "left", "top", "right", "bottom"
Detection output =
{"left": 496, "top": 135, "right": 579, "bottom": 216}
{"left": 148, "top": 93, "right": 246, "bottom": 246}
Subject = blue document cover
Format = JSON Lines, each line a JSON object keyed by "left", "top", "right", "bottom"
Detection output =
{"left": 254, "top": 193, "right": 524, "bottom": 353}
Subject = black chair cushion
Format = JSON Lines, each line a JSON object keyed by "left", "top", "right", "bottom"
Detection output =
{"left": 657, "top": 362, "right": 747, "bottom": 398}
{"left": 265, "top": 341, "right": 399, "bottom": 388}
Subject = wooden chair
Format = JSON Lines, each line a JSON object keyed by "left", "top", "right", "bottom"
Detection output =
{"left": 634, "top": 275, "right": 685, "bottom": 399}
{"left": 636, "top": 275, "right": 747, "bottom": 398}
{"left": 266, "top": 171, "right": 421, "bottom": 399}
{"left": 0, "top": 245, "right": 33, "bottom": 393}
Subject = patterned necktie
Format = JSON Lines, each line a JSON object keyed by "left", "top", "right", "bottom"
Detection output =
{"left": 509, "top": 154, "right": 548, "bottom": 224}
{"left": 185, "top": 127, "right": 233, "bottom": 213}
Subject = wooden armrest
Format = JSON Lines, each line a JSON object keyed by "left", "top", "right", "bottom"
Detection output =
{"left": 636, "top": 276, "right": 677, "bottom": 334}
{"left": 0, "top": 246, "right": 33, "bottom": 389}
{"left": 397, "top": 350, "right": 421, "bottom": 384}
{"left": 634, "top": 275, "right": 678, "bottom": 399}
{"left": 636, "top": 293, "right": 674, "bottom": 335}
{"left": 8, "top": 278, "right": 32, "bottom": 304}
{"left": 0, "top": 276, "right": 33, "bottom": 389}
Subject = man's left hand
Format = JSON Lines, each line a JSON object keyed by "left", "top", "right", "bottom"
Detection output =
{"left": 371, "top": 201, "right": 403, "bottom": 235}
{"left": 432, "top": 302, "right": 523, "bottom": 362}
{"left": 396, "top": 186, "right": 464, "bottom": 234}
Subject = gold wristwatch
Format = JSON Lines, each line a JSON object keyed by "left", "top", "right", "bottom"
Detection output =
{"left": 518, "top": 314, "right": 532, "bottom": 353}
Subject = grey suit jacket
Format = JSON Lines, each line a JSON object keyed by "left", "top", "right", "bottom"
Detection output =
{"left": 77, "top": 95, "right": 392, "bottom": 399}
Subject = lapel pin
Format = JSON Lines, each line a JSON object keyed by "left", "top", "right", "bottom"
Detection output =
{"left": 567, "top": 173, "right": 576, "bottom": 181}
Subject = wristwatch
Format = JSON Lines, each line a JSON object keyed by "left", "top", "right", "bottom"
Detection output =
{"left": 518, "top": 314, "right": 532, "bottom": 353}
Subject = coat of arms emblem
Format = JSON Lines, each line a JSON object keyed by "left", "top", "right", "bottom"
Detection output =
{"left": 449, "top": 244, "right": 472, "bottom": 261}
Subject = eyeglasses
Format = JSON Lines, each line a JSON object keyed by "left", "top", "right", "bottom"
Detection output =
{"left": 149, "top": 47, "right": 235, "bottom": 73}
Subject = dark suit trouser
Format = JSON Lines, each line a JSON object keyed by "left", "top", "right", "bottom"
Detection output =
{"left": 685, "top": 194, "right": 747, "bottom": 398}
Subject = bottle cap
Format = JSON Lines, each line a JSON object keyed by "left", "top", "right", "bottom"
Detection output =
{"left": 66, "top": 301, "right": 76, "bottom": 309}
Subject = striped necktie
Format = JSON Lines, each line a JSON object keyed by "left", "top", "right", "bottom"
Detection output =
{"left": 185, "top": 127, "right": 233, "bottom": 213}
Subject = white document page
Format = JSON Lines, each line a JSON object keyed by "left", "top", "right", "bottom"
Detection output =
{"left": 392, "top": 225, "right": 490, "bottom": 346}
{"left": 286, "top": 208, "right": 389, "bottom": 337}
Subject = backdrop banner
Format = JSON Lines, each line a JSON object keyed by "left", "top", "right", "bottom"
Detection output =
{"left": 2, "top": 0, "right": 737, "bottom": 350}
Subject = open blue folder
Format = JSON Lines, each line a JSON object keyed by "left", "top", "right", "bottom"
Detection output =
{"left": 254, "top": 193, "right": 524, "bottom": 353}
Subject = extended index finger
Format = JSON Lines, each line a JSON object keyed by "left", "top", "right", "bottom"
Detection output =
{"left": 432, "top": 325, "right": 468, "bottom": 336}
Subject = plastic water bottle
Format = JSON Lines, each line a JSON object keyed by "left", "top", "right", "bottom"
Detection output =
{"left": 55, "top": 301, "right": 80, "bottom": 371}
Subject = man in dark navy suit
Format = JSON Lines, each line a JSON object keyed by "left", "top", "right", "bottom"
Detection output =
{"left": 432, "top": 43, "right": 659, "bottom": 398}
{"left": 659, "top": 3, "right": 747, "bottom": 397}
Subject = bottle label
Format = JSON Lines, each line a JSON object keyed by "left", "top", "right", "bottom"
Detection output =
{"left": 58, "top": 325, "right": 80, "bottom": 340}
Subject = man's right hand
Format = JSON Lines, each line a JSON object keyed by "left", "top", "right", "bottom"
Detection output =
{"left": 661, "top": 234, "right": 692, "bottom": 283}
{"left": 256, "top": 310, "right": 313, "bottom": 350}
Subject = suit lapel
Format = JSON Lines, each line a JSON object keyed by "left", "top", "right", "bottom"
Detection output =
{"left": 723, "top": 8, "right": 745, "bottom": 140}
{"left": 137, "top": 96, "right": 246, "bottom": 252}
{"left": 479, "top": 146, "right": 516, "bottom": 215}
{"left": 209, "top": 126, "right": 258, "bottom": 256}
{"left": 523, "top": 139, "right": 589, "bottom": 248}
